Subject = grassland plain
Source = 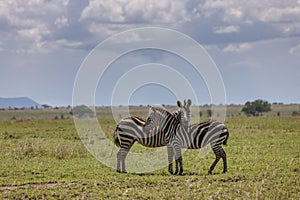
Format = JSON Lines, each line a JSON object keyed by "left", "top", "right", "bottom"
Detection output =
{"left": 0, "top": 108, "right": 299, "bottom": 199}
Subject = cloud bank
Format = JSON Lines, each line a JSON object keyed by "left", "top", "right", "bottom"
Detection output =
{"left": 0, "top": 0, "right": 299, "bottom": 105}
{"left": 0, "top": 0, "right": 299, "bottom": 53}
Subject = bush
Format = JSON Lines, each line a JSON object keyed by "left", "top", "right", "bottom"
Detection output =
{"left": 242, "top": 99, "right": 271, "bottom": 116}
{"left": 292, "top": 111, "right": 300, "bottom": 116}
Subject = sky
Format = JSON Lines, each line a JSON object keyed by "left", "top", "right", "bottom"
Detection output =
{"left": 0, "top": 0, "right": 300, "bottom": 106}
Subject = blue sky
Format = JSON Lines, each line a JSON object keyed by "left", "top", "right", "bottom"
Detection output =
{"left": 0, "top": 0, "right": 300, "bottom": 106}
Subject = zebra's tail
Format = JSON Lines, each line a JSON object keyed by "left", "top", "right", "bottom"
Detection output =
{"left": 113, "top": 126, "right": 121, "bottom": 147}
{"left": 222, "top": 128, "right": 229, "bottom": 145}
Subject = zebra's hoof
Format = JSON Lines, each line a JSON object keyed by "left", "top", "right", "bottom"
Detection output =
{"left": 117, "top": 169, "right": 127, "bottom": 173}
{"left": 178, "top": 169, "right": 183, "bottom": 175}
{"left": 223, "top": 170, "right": 227, "bottom": 174}
{"left": 208, "top": 170, "right": 212, "bottom": 175}
{"left": 168, "top": 170, "right": 174, "bottom": 175}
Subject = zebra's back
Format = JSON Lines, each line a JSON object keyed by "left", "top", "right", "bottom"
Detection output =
{"left": 177, "top": 120, "right": 229, "bottom": 149}
{"left": 114, "top": 116, "right": 170, "bottom": 148}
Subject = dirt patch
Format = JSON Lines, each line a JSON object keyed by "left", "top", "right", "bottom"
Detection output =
{"left": 0, "top": 182, "right": 74, "bottom": 191}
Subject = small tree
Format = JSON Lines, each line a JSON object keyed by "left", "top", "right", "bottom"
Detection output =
{"left": 199, "top": 111, "right": 203, "bottom": 117}
{"left": 207, "top": 109, "right": 212, "bottom": 117}
{"left": 72, "top": 105, "right": 95, "bottom": 118}
{"left": 242, "top": 99, "right": 271, "bottom": 116}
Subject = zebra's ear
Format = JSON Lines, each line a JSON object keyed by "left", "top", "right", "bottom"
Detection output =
{"left": 177, "top": 100, "right": 182, "bottom": 107}
{"left": 149, "top": 107, "right": 155, "bottom": 115}
{"left": 187, "top": 99, "right": 192, "bottom": 106}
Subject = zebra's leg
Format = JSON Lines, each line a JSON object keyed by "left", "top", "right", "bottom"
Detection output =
{"left": 167, "top": 145, "right": 174, "bottom": 174}
{"left": 220, "top": 147, "right": 227, "bottom": 173}
{"left": 174, "top": 145, "right": 183, "bottom": 175}
{"left": 174, "top": 158, "right": 179, "bottom": 175}
{"left": 117, "top": 148, "right": 128, "bottom": 173}
{"left": 208, "top": 146, "right": 221, "bottom": 175}
{"left": 116, "top": 149, "right": 122, "bottom": 173}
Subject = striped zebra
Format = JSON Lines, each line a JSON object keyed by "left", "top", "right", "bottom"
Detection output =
{"left": 113, "top": 100, "right": 191, "bottom": 173}
{"left": 148, "top": 108, "right": 229, "bottom": 175}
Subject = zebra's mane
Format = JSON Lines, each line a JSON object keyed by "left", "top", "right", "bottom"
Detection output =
{"left": 150, "top": 106, "right": 173, "bottom": 117}
{"left": 171, "top": 110, "right": 180, "bottom": 118}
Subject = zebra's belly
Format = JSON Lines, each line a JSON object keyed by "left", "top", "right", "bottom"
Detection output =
{"left": 180, "top": 142, "right": 201, "bottom": 149}
{"left": 137, "top": 137, "right": 169, "bottom": 148}
{"left": 139, "top": 142, "right": 167, "bottom": 148}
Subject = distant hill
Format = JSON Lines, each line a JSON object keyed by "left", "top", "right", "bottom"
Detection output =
{"left": 0, "top": 97, "right": 41, "bottom": 109}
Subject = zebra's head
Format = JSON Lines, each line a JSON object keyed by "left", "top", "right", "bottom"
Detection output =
{"left": 144, "top": 102, "right": 183, "bottom": 133}
{"left": 177, "top": 99, "right": 192, "bottom": 128}
{"left": 147, "top": 106, "right": 171, "bottom": 125}
{"left": 143, "top": 100, "right": 191, "bottom": 134}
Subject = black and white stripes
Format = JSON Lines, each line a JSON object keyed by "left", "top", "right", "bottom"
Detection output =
{"left": 143, "top": 102, "right": 229, "bottom": 175}
{"left": 113, "top": 99, "right": 229, "bottom": 175}
{"left": 169, "top": 119, "right": 229, "bottom": 175}
{"left": 113, "top": 100, "right": 189, "bottom": 173}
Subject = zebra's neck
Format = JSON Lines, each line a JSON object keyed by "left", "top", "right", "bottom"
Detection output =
{"left": 171, "top": 110, "right": 180, "bottom": 119}
{"left": 178, "top": 121, "right": 189, "bottom": 133}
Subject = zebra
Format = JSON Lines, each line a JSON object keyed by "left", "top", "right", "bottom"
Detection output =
{"left": 170, "top": 119, "right": 229, "bottom": 175}
{"left": 147, "top": 107, "right": 229, "bottom": 175}
{"left": 113, "top": 100, "right": 191, "bottom": 173}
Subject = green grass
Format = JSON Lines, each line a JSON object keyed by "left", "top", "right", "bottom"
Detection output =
{"left": 0, "top": 114, "right": 299, "bottom": 199}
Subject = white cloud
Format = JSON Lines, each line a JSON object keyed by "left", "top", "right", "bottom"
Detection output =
{"left": 17, "top": 25, "right": 50, "bottom": 41}
{"left": 282, "top": 23, "right": 300, "bottom": 35}
{"left": 80, "top": 0, "right": 190, "bottom": 25}
{"left": 259, "top": 7, "right": 300, "bottom": 23}
{"left": 62, "top": 0, "right": 69, "bottom": 6}
{"left": 54, "top": 39, "right": 83, "bottom": 48}
{"left": 15, "top": 24, "right": 51, "bottom": 53}
{"left": 80, "top": 0, "right": 125, "bottom": 22}
{"left": 228, "top": 8, "right": 243, "bottom": 19}
{"left": 190, "top": 0, "right": 300, "bottom": 48}
{"left": 0, "top": 0, "right": 72, "bottom": 51}
{"left": 205, "top": 0, "right": 232, "bottom": 8}
{"left": 88, "top": 23, "right": 142, "bottom": 40}
{"left": 222, "top": 43, "right": 252, "bottom": 52}
{"left": 0, "top": 42, "right": 3, "bottom": 52}
{"left": 214, "top": 25, "right": 240, "bottom": 34}
{"left": 201, "top": 0, "right": 300, "bottom": 26}
{"left": 79, "top": 0, "right": 191, "bottom": 38}
{"left": 55, "top": 16, "right": 69, "bottom": 28}
{"left": 289, "top": 44, "right": 300, "bottom": 55}
{"left": 0, "top": 0, "right": 299, "bottom": 54}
